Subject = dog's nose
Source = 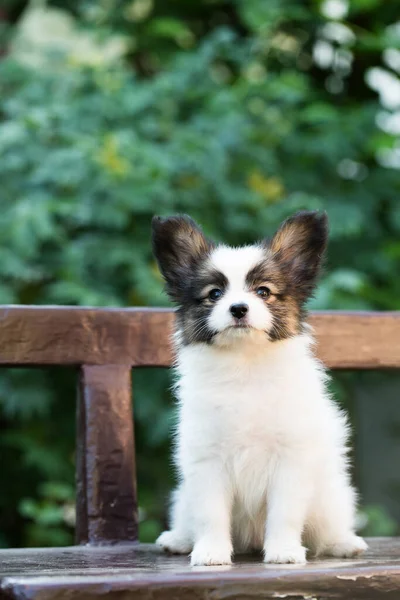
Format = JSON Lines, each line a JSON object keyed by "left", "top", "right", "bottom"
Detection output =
{"left": 230, "top": 303, "right": 249, "bottom": 319}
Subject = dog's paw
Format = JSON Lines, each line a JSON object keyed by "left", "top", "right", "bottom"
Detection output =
{"left": 264, "top": 543, "right": 307, "bottom": 564}
{"left": 156, "top": 530, "right": 192, "bottom": 554}
{"left": 190, "top": 538, "right": 232, "bottom": 566}
{"left": 322, "top": 535, "right": 368, "bottom": 558}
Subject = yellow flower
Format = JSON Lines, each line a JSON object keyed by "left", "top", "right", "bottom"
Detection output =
{"left": 96, "top": 135, "right": 129, "bottom": 177}
{"left": 248, "top": 170, "right": 284, "bottom": 203}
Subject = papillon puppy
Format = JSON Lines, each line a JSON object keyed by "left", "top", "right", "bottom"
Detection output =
{"left": 152, "top": 211, "right": 367, "bottom": 566}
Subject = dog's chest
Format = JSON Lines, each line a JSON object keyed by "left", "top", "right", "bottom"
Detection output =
{"left": 209, "top": 373, "right": 291, "bottom": 454}
{"left": 180, "top": 353, "right": 303, "bottom": 454}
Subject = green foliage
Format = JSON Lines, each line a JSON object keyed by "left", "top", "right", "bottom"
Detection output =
{"left": 0, "top": 0, "right": 399, "bottom": 546}
{"left": 360, "top": 505, "right": 398, "bottom": 537}
{"left": 19, "top": 482, "right": 75, "bottom": 546}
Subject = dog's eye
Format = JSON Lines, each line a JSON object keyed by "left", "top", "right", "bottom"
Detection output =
{"left": 208, "top": 288, "right": 222, "bottom": 302}
{"left": 256, "top": 286, "right": 271, "bottom": 299}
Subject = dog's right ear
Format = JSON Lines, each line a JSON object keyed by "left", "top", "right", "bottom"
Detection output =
{"left": 152, "top": 215, "right": 211, "bottom": 301}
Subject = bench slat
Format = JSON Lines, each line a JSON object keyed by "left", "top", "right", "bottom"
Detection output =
{"left": 0, "top": 306, "right": 173, "bottom": 368}
{"left": 0, "top": 539, "right": 398, "bottom": 600}
{"left": 0, "top": 306, "right": 397, "bottom": 369}
{"left": 311, "top": 311, "right": 400, "bottom": 369}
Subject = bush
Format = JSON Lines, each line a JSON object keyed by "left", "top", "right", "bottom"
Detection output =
{"left": 0, "top": 0, "right": 399, "bottom": 546}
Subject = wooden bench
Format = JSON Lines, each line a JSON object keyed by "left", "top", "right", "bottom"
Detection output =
{"left": 1, "top": 306, "right": 400, "bottom": 600}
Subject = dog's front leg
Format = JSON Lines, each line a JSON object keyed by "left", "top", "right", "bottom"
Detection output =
{"left": 188, "top": 461, "right": 232, "bottom": 566}
{"left": 264, "top": 459, "right": 311, "bottom": 564}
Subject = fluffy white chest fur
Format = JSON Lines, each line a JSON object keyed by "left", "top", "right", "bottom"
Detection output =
{"left": 176, "top": 333, "right": 341, "bottom": 509}
{"left": 152, "top": 211, "right": 367, "bottom": 566}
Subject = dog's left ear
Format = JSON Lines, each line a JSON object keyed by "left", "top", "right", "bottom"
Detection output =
{"left": 152, "top": 214, "right": 212, "bottom": 301}
{"left": 270, "top": 211, "right": 328, "bottom": 301}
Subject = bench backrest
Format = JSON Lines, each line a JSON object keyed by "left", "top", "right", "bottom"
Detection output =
{"left": 1, "top": 306, "right": 399, "bottom": 545}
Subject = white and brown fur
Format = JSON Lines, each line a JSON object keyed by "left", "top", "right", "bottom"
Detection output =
{"left": 152, "top": 212, "right": 367, "bottom": 566}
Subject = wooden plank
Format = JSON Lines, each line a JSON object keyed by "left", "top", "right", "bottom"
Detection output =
{"left": 76, "top": 365, "right": 137, "bottom": 544}
{"left": 0, "top": 306, "right": 174, "bottom": 368}
{"left": 0, "top": 539, "right": 399, "bottom": 600}
{"left": 310, "top": 311, "right": 400, "bottom": 369}
{"left": 0, "top": 306, "right": 397, "bottom": 369}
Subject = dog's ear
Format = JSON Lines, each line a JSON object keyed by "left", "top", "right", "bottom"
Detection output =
{"left": 269, "top": 211, "right": 328, "bottom": 302}
{"left": 152, "top": 215, "right": 212, "bottom": 301}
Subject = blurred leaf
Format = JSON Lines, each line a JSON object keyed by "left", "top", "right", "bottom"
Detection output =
{"left": 359, "top": 505, "right": 398, "bottom": 537}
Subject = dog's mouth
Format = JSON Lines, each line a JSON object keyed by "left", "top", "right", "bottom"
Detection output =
{"left": 228, "top": 322, "right": 252, "bottom": 330}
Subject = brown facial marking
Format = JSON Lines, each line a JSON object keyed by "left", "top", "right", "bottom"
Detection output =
{"left": 245, "top": 257, "right": 282, "bottom": 298}
{"left": 152, "top": 215, "right": 232, "bottom": 344}
{"left": 269, "top": 210, "right": 328, "bottom": 305}
{"left": 255, "top": 211, "right": 328, "bottom": 341}
{"left": 175, "top": 264, "right": 228, "bottom": 345}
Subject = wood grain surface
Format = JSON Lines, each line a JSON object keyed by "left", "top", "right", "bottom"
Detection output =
{"left": 76, "top": 365, "right": 137, "bottom": 545}
{"left": 0, "top": 306, "right": 397, "bottom": 369}
{"left": 1, "top": 538, "right": 399, "bottom": 600}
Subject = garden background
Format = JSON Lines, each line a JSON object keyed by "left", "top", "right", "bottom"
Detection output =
{"left": 0, "top": 0, "right": 400, "bottom": 548}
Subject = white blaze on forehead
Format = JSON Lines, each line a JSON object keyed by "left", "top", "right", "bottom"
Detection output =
{"left": 209, "top": 245, "right": 265, "bottom": 287}
{"left": 207, "top": 244, "right": 274, "bottom": 338}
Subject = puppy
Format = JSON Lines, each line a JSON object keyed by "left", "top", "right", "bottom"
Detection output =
{"left": 152, "top": 211, "right": 367, "bottom": 566}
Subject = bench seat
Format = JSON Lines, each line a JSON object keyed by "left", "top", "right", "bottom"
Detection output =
{"left": 1, "top": 538, "right": 399, "bottom": 600}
